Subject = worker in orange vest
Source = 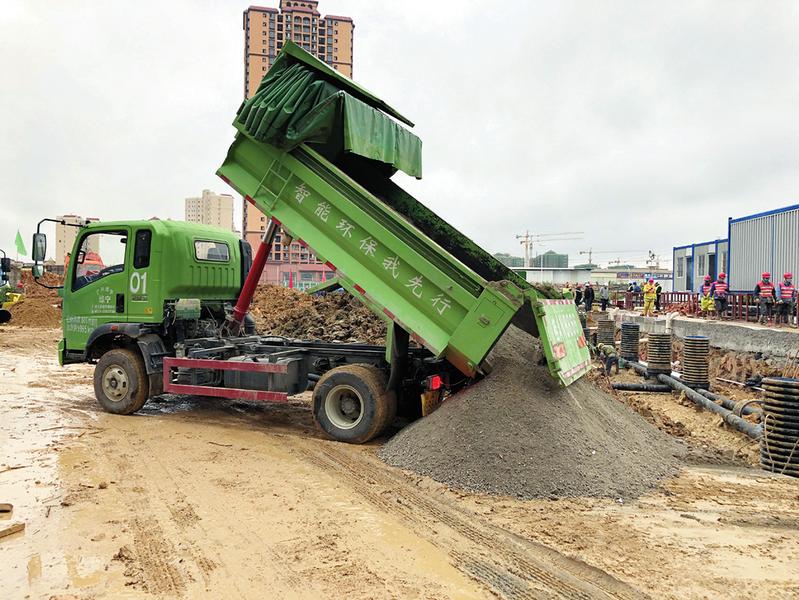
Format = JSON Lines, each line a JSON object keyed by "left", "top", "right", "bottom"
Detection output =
{"left": 642, "top": 278, "right": 657, "bottom": 317}
{"left": 699, "top": 275, "right": 714, "bottom": 317}
{"left": 776, "top": 272, "right": 795, "bottom": 326}
{"left": 754, "top": 272, "right": 776, "bottom": 325}
{"left": 709, "top": 273, "right": 728, "bottom": 320}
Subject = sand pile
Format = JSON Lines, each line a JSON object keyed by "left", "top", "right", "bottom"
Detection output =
{"left": 250, "top": 285, "right": 386, "bottom": 344}
{"left": 380, "top": 326, "right": 685, "bottom": 499}
{"left": 5, "top": 297, "right": 61, "bottom": 328}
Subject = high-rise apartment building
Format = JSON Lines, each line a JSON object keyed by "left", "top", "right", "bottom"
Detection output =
{"left": 242, "top": 1, "right": 353, "bottom": 286}
{"left": 185, "top": 189, "right": 235, "bottom": 232}
{"left": 55, "top": 215, "right": 99, "bottom": 264}
{"left": 243, "top": 1, "right": 354, "bottom": 98}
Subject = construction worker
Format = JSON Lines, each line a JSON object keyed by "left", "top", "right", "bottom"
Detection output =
{"left": 599, "top": 283, "right": 610, "bottom": 311}
{"left": 775, "top": 272, "right": 795, "bottom": 326}
{"left": 654, "top": 280, "right": 663, "bottom": 312}
{"left": 642, "top": 278, "right": 657, "bottom": 317}
{"left": 710, "top": 273, "right": 728, "bottom": 319}
{"left": 699, "top": 275, "right": 714, "bottom": 317}
{"left": 754, "top": 272, "right": 776, "bottom": 325}
{"left": 583, "top": 282, "right": 595, "bottom": 312}
{"left": 573, "top": 284, "right": 583, "bottom": 307}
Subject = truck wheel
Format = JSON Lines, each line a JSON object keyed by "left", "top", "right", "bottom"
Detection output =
{"left": 93, "top": 348, "right": 150, "bottom": 415}
{"left": 313, "top": 365, "right": 396, "bottom": 444}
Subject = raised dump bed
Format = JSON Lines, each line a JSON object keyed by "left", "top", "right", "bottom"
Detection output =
{"left": 218, "top": 42, "right": 590, "bottom": 385}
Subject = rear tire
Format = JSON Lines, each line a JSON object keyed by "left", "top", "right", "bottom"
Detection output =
{"left": 313, "top": 364, "right": 396, "bottom": 444}
{"left": 93, "top": 348, "right": 149, "bottom": 415}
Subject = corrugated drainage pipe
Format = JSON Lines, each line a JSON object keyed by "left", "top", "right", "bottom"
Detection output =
{"left": 656, "top": 374, "right": 763, "bottom": 440}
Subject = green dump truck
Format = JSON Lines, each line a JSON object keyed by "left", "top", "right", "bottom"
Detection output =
{"left": 31, "top": 42, "right": 590, "bottom": 443}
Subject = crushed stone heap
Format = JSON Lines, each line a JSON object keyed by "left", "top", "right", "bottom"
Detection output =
{"left": 380, "top": 326, "right": 685, "bottom": 499}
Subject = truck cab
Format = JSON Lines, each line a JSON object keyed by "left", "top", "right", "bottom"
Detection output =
{"left": 32, "top": 219, "right": 250, "bottom": 411}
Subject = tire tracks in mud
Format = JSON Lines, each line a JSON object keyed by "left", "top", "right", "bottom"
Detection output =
{"left": 105, "top": 429, "right": 319, "bottom": 599}
{"left": 296, "top": 441, "right": 646, "bottom": 600}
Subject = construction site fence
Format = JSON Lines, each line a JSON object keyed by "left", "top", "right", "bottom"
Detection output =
{"left": 617, "top": 291, "right": 798, "bottom": 324}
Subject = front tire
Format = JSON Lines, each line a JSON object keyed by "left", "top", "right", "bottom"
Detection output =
{"left": 313, "top": 364, "right": 396, "bottom": 444}
{"left": 93, "top": 348, "right": 149, "bottom": 415}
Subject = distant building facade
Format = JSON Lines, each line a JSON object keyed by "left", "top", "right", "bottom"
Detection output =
{"left": 55, "top": 215, "right": 99, "bottom": 264}
{"left": 241, "top": 0, "right": 353, "bottom": 284}
{"left": 532, "top": 250, "right": 568, "bottom": 269}
{"left": 493, "top": 253, "right": 524, "bottom": 268}
{"left": 185, "top": 189, "right": 235, "bottom": 231}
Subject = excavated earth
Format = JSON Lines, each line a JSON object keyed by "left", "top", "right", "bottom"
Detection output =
{"left": 250, "top": 285, "right": 386, "bottom": 344}
{"left": 381, "top": 326, "right": 686, "bottom": 499}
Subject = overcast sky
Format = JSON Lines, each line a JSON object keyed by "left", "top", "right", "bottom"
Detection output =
{"left": 2, "top": 1, "right": 798, "bottom": 267}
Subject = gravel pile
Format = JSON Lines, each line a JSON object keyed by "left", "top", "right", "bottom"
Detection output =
{"left": 380, "top": 326, "right": 685, "bottom": 499}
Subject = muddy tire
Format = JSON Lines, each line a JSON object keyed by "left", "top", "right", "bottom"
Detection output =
{"left": 313, "top": 364, "right": 396, "bottom": 444}
{"left": 93, "top": 348, "right": 150, "bottom": 415}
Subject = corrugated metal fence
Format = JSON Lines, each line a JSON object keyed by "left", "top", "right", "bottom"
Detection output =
{"left": 729, "top": 205, "right": 799, "bottom": 292}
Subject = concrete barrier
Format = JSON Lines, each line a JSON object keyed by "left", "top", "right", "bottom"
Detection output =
{"left": 612, "top": 311, "right": 799, "bottom": 359}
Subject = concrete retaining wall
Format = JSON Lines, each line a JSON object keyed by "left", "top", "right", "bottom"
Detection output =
{"left": 611, "top": 311, "right": 799, "bottom": 359}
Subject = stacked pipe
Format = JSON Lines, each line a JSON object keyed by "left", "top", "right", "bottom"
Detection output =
{"left": 620, "top": 322, "right": 640, "bottom": 361}
{"left": 646, "top": 333, "right": 672, "bottom": 377}
{"left": 761, "top": 378, "right": 799, "bottom": 478}
{"left": 578, "top": 312, "right": 590, "bottom": 345}
{"left": 681, "top": 336, "right": 710, "bottom": 390}
{"left": 597, "top": 318, "right": 615, "bottom": 347}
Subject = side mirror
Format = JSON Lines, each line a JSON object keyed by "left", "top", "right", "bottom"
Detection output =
{"left": 32, "top": 233, "right": 47, "bottom": 262}
{"left": 0, "top": 257, "right": 10, "bottom": 273}
{"left": 31, "top": 264, "right": 44, "bottom": 279}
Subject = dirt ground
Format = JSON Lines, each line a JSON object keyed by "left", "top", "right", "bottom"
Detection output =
{"left": 2, "top": 327, "right": 799, "bottom": 600}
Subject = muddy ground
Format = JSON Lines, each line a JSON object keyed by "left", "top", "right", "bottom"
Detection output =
{"left": 2, "top": 327, "right": 798, "bottom": 599}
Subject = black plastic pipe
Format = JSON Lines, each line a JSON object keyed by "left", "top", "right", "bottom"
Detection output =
{"left": 656, "top": 374, "right": 763, "bottom": 439}
{"left": 695, "top": 388, "right": 762, "bottom": 417}
{"left": 611, "top": 382, "right": 673, "bottom": 392}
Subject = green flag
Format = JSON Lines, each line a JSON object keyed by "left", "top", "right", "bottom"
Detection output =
{"left": 15, "top": 230, "right": 27, "bottom": 257}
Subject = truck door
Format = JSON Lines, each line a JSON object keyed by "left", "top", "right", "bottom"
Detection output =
{"left": 63, "top": 227, "right": 130, "bottom": 352}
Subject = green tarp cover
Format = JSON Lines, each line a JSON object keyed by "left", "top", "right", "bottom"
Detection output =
{"left": 236, "top": 42, "right": 422, "bottom": 178}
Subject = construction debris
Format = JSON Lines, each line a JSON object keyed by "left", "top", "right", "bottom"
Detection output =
{"left": 380, "top": 326, "right": 685, "bottom": 499}
{"left": 0, "top": 522, "right": 25, "bottom": 540}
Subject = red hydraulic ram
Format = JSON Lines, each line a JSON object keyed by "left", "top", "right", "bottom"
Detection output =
{"left": 229, "top": 217, "right": 280, "bottom": 330}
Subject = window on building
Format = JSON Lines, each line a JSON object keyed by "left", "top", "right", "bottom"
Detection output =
{"left": 677, "top": 257, "right": 684, "bottom": 278}
{"left": 698, "top": 254, "right": 705, "bottom": 274}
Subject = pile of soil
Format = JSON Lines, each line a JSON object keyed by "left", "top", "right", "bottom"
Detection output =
{"left": 380, "top": 326, "right": 685, "bottom": 499}
{"left": 18, "top": 270, "right": 63, "bottom": 298}
{"left": 250, "top": 285, "right": 386, "bottom": 344}
{"left": 4, "top": 297, "right": 61, "bottom": 328}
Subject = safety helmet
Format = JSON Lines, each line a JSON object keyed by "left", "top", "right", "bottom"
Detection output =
{"left": 785, "top": 272, "right": 793, "bottom": 279}
{"left": 718, "top": 273, "right": 726, "bottom": 279}
{"left": 704, "top": 275, "right": 712, "bottom": 281}
{"left": 648, "top": 278, "right": 654, "bottom": 283}
{"left": 762, "top": 272, "right": 771, "bottom": 279}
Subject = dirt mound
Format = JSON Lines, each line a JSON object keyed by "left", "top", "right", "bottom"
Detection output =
{"left": 380, "top": 326, "right": 685, "bottom": 499}
{"left": 18, "top": 270, "right": 63, "bottom": 298}
{"left": 4, "top": 297, "right": 61, "bottom": 328}
{"left": 250, "top": 285, "right": 386, "bottom": 344}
